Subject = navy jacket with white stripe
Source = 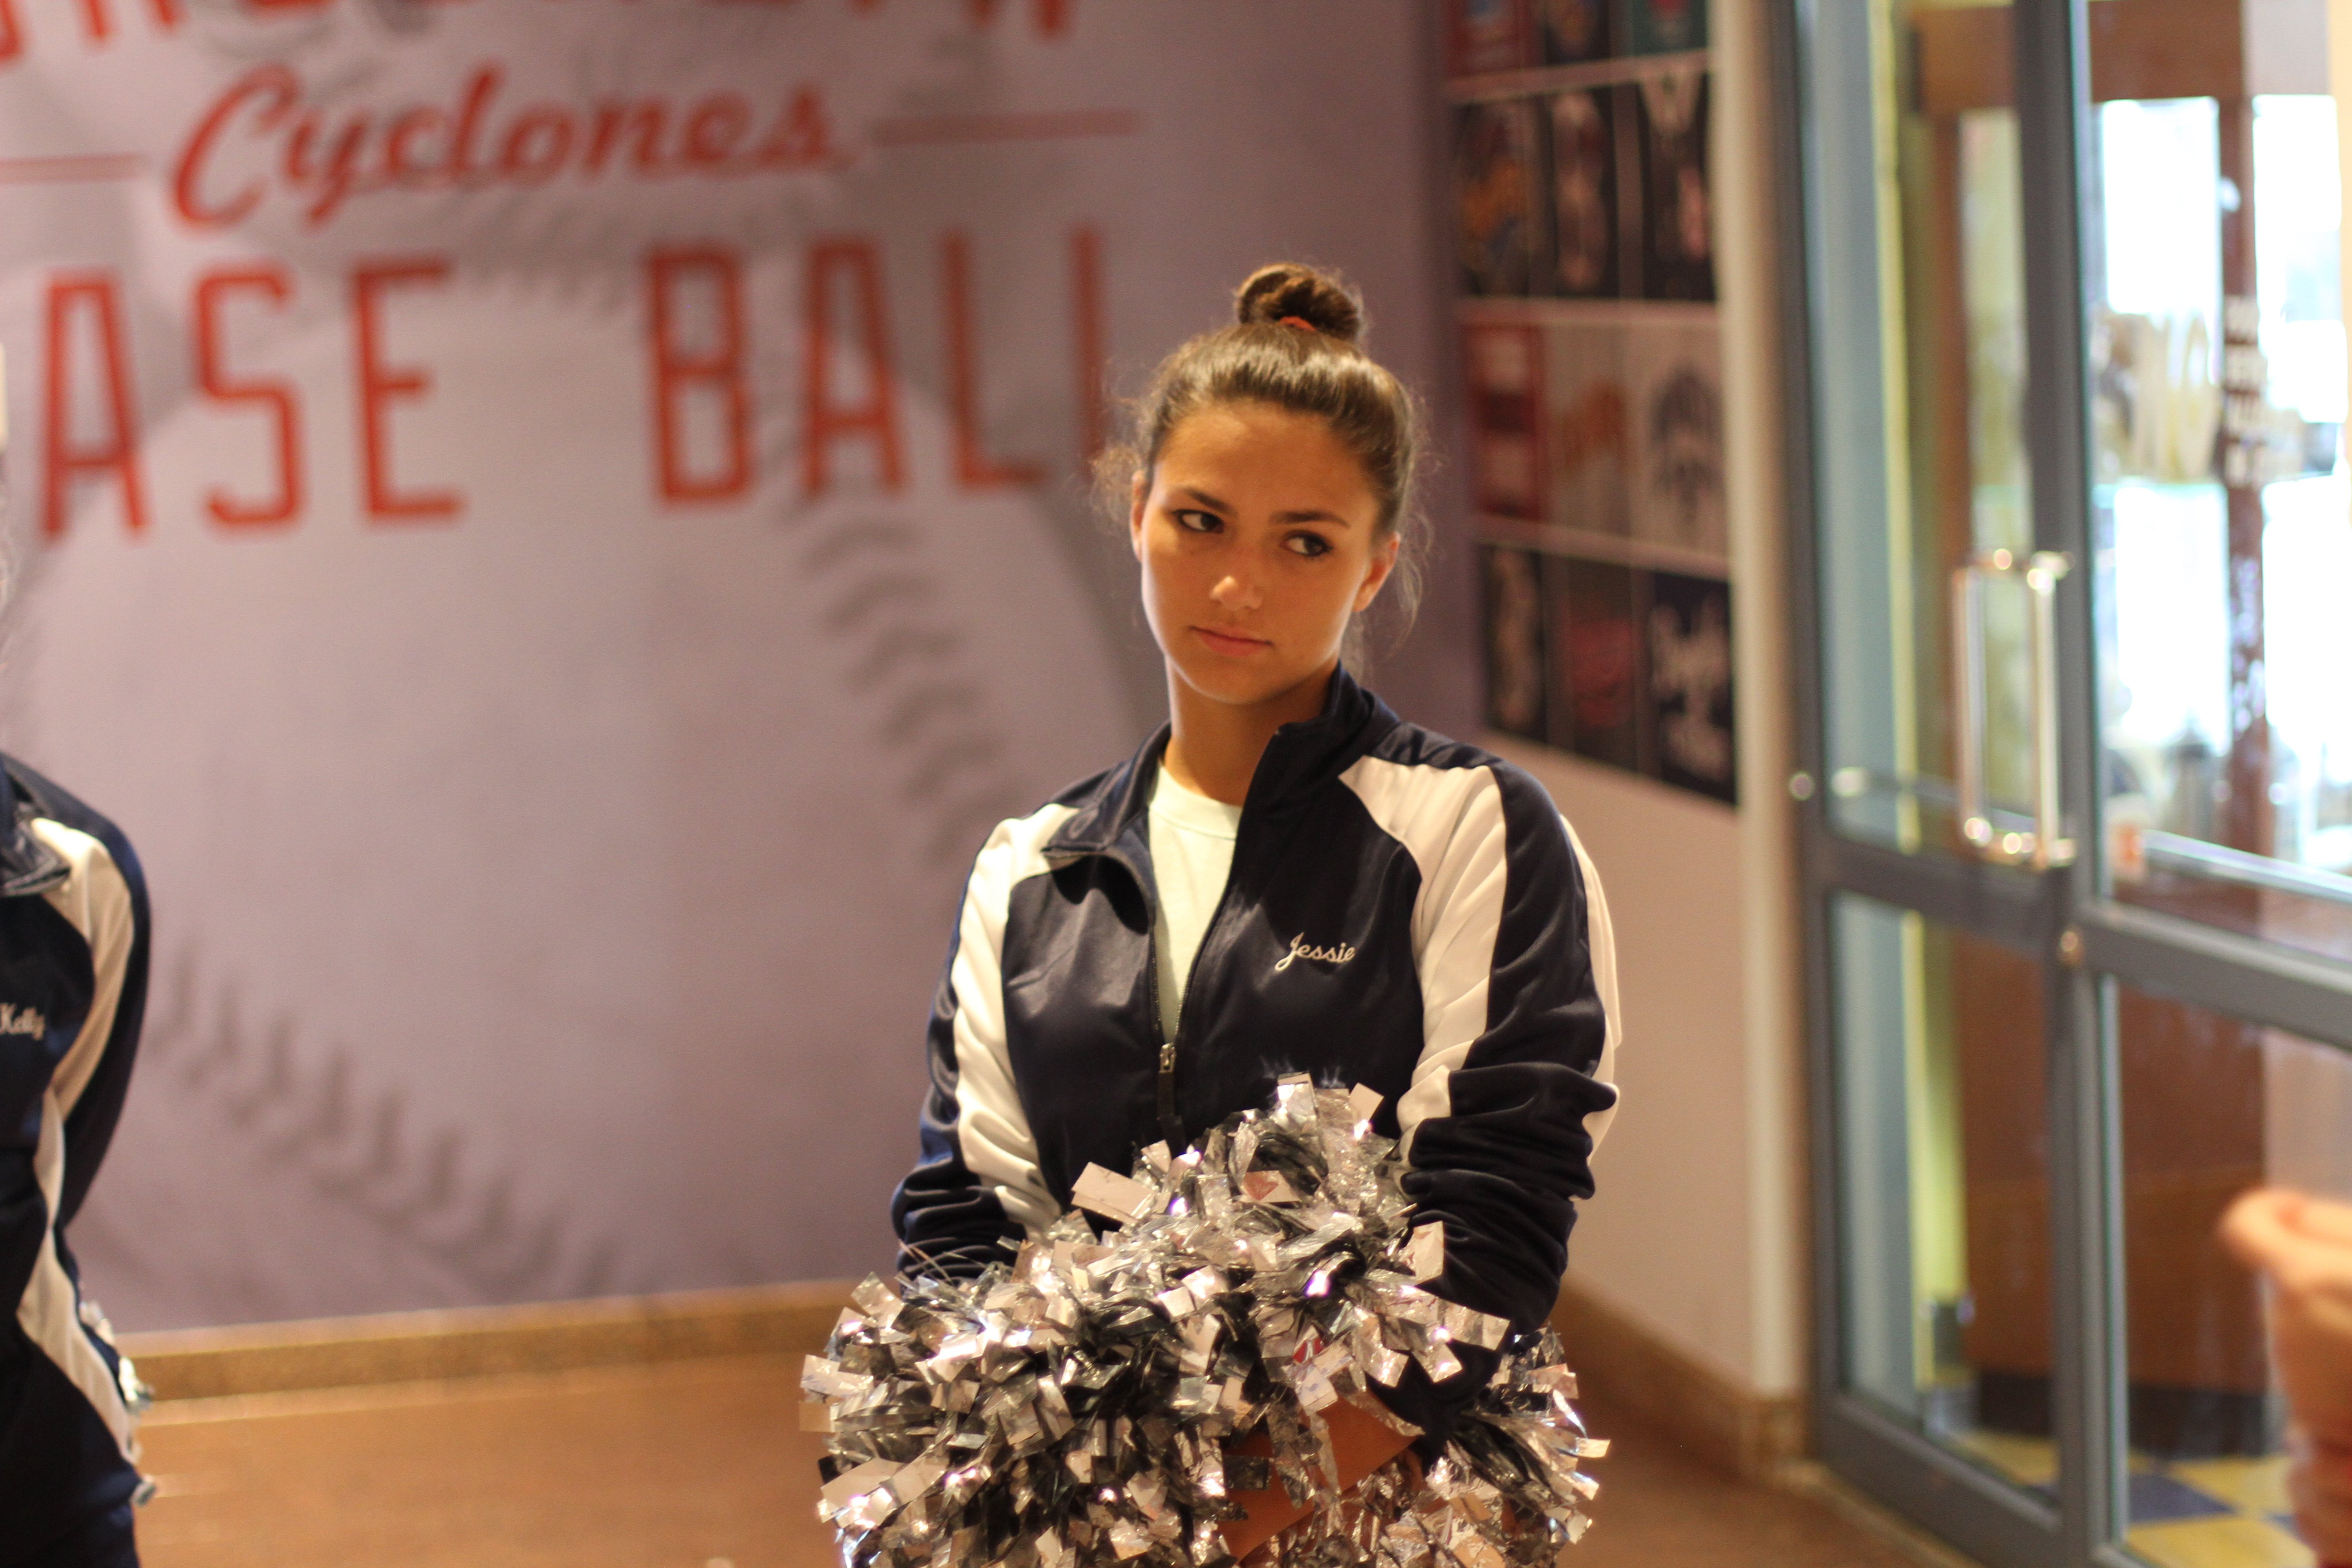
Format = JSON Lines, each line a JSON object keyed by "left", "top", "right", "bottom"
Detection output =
{"left": 0, "top": 756, "right": 150, "bottom": 1560}
{"left": 892, "top": 668, "right": 1619, "bottom": 1435}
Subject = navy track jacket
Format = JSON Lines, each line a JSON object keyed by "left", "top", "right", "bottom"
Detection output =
{"left": 0, "top": 756, "right": 150, "bottom": 1563}
{"left": 892, "top": 668, "right": 1620, "bottom": 1434}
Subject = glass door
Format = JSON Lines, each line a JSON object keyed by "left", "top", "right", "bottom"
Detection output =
{"left": 1779, "top": 1, "right": 2352, "bottom": 1565}
{"left": 1787, "top": 4, "right": 2078, "bottom": 1559}
{"left": 2078, "top": 15, "right": 2352, "bottom": 1568}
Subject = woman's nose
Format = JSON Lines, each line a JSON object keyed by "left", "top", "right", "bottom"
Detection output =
{"left": 1210, "top": 573, "right": 1263, "bottom": 611}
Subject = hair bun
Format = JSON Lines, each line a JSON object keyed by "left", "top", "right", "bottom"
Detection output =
{"left": 1234, "top": 264, "right": 1366, "bottom": 347}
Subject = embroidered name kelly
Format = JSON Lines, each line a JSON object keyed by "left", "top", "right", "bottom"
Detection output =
{"left": 0, "top": 1004, "right": 47, "bottom": 1037}
{"left": 1275, "top": 933, "right": 1357, "bottom": 972}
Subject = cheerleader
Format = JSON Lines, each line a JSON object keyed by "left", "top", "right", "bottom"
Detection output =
{"left": 0, "top": 754, "right": 152, "bottom": 1568}
{"left": 892, "top": 262, "right": 1621, "bottom": 1550}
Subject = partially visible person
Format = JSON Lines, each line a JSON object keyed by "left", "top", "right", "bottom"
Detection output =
{"left": 2220, "top": 1188, "right": 2352, "bottom": 1568}
{"left": 0, "top": 754, "right": 152, "bottom": 1568}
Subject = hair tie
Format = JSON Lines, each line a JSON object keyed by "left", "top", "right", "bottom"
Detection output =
{"left": 1277, "top": 315, "right": 1318, "bottom": 334}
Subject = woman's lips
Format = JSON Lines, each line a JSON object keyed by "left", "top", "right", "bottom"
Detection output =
{"left": 1193, "top": 625, "right": 1271, "bottom": 657}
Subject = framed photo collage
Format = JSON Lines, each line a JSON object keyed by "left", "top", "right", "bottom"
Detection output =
{"left": 1450, "top": 0, "right": 1735, "bottom": 806}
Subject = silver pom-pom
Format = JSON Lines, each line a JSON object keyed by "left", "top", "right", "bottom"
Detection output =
{"left": 808, "top": 1075, "right": 1606, "bottom": 1567}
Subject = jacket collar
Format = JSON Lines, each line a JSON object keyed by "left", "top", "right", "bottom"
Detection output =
{"left": 0, "top": 760, "right": 67, "bottom": 898}
{"left": 1048, "top": 663, "right": 1396, "bottom": 859}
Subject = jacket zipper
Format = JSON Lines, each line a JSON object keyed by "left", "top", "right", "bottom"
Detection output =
{"left": 1152, "top": 826, "right": 1246, "bottom": 1156}
{"left": 1150, "top": 953, "right": 1183, "bottom": 1151}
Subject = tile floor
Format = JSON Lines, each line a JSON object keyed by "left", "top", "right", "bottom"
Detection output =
{"left": 1944, "top": 1431, "right": 2313, "bottom": 1568}
{"left": 130, "top": 1354, "right": 1938, "bottom": 1567}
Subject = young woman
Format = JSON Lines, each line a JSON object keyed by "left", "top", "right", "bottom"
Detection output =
{"left": 0, "top": 754, "right": 152, "bottom": 1568}
{"left": 890, "top": 263, "right": 1621, "bottom": 1543}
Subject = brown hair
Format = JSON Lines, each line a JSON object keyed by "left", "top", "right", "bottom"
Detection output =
{"left": 1102, "top": 263, "right": 1427, "bottom": 644}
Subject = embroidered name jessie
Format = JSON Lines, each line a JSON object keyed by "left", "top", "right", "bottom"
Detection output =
{"left": 1275, "top": 933, "right": 1357, "bottom": 972}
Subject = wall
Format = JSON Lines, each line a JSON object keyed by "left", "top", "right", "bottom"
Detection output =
{"left": 0, "top": 0, "right": 1473, "bottom": 1332}
{"left": 1489, "top": 0, "right": 1805, "bottom": 1403}
{"left": 1492, "top": 740, "right": 1760, "bottom": 1378}
{"left": 2, "top": 0, "right": 1810, "bottom": 1409}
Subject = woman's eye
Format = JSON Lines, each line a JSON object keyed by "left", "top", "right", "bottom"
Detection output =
{"left": 1285, "top": 532, "right": 1334, "bottom": 559}
{"left": 1173, "top": 509, "right": 1221, "bottom": 534}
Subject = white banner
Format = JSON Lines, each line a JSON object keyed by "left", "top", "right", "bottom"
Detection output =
{"left": 0, "top": 0, "right": 1446, "bottom": 1328}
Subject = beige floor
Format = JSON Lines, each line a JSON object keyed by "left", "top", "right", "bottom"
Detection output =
{"left": 133, "top": 1354, "right": 1935, "bottom": 1567}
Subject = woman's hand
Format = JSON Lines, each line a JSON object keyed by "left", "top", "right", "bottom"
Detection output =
{"left": 1216, "top": 1398, "right": 1416, "bottom": 1561}
{"left": 2219, "top": 1188, "right": 2352, "bottom": 1565}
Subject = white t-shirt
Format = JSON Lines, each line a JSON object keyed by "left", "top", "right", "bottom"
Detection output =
{"left": 1148, "top": 764, "right": 1242, "bottom": 1043}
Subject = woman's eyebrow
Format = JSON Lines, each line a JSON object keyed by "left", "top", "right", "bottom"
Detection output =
{"left": 1172, "top": 486, "right": 1233, "bottom": 513}
{"left": 1274, "top": 508, "right": 1352, "bottom": 527}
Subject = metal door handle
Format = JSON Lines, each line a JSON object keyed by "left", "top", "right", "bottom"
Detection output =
{"left": 1950, "top": 549, "right": 2075, "bottom": 869}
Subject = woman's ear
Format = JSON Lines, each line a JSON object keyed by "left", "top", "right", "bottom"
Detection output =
{"left": 1128, "top": 471, "right": 1150, "bottom": 562}
{"left": 1353, "top": 531, "right": 1402, "bottom": 613}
